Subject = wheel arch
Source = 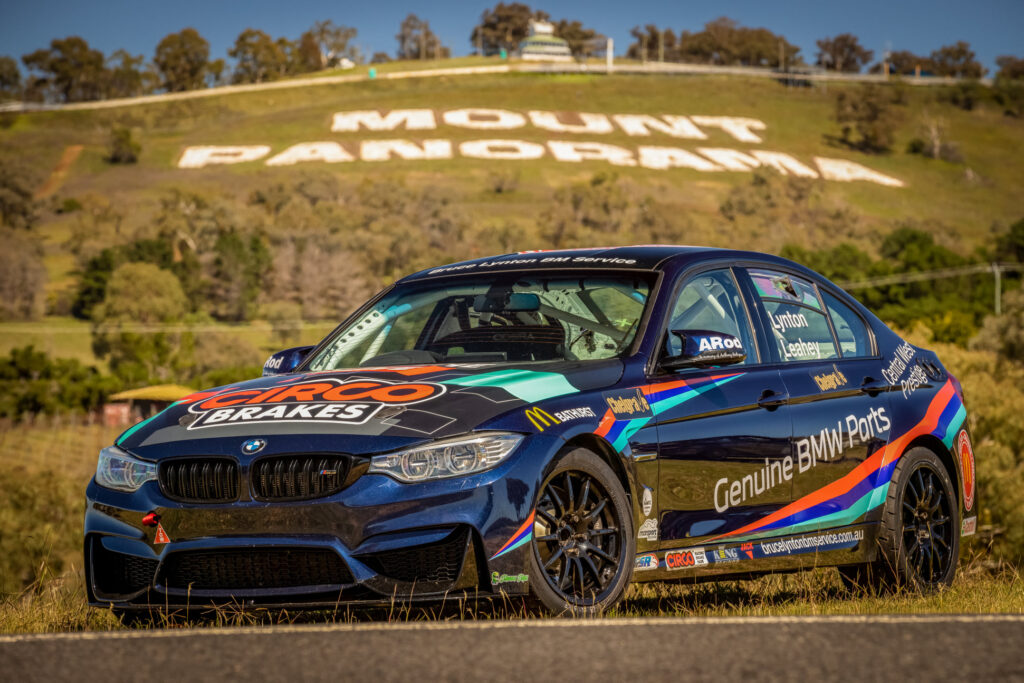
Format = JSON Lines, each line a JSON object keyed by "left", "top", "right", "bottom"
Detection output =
{"left": 903, "top": 433, "right": 960, "bottom": 507}
{"left": 561, "top": 433, "right": 634, "bottom": 506}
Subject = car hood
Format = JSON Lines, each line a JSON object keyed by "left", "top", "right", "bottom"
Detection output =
{"left": 119, "top": 360, "right": 624, "bottom": 460}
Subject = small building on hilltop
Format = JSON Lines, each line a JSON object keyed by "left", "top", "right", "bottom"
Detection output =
{"left": 520, "top": 21, "right": 573, "bottom": 62}
{"left": 104, "top": 384, "right": 194, "bottom": 426}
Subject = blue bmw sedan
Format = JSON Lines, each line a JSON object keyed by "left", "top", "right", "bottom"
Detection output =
{"left": 86, "top": 246, "right": 975, "bottom": 615}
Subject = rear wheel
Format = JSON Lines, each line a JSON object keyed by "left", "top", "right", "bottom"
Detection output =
{"left": 528, "top": 448, "right": 634, "bottom": 616}
{"left": 863, "top": 447, "right": 959, "bottom": 590}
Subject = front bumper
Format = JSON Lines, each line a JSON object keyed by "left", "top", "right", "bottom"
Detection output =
{"left": 84, "top": 444, "right": 552, "bottom": 609}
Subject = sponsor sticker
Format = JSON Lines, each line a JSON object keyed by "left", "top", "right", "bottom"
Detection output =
{"left": 638, "top": 518, "right": 658, "bottom": 542}
{"left": 634, "top": 554, "right": 660, "bottom": 572}
{"left": 553, "top": 406, "right": 597, "bottom": 422}
{"left": 185, "top": 378, "right": 445, "bottom": 430}
{"left": 961, "top": 516, "right": 977, "bottom": 537}
{"left": 641, "top": 487, "right": 653, "bottom": 517}
{"left": 740, "top": 542, "right": 754, "bottom": 559}
{"left": 709, "top": 547, "right": 740, "bottom": 564}
{"left": 603, "top": 388, "right": 653, "bottom": 419}
{"left": 758, "top": 529, "right": 864, "bottom": 557}
{"left": 665, "top": 547, "right": 708, "bottom": 570}
{"left": 812, "top": 364, "right": 848, "bottom": 392}
{"left": 715, "top": 407, "right": 890, "bottom": 513}
{"left": 957, "top": 430, "right": 976, "bottom": 512}
{"left": 491, "top": 571, "right": 529, "bottom": 586}
{"left": 524, "top": 407, "right": 560, "bottom": 432}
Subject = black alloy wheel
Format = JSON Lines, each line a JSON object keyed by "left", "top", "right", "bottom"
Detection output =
{"left": 900, "top": 463, "right": 955, "bottom": 584}
{"left": 528, "top": 448, "right": 633, "bottom": 615}
{"left": 865, "top": 446, "right": 960, "bottom": 591}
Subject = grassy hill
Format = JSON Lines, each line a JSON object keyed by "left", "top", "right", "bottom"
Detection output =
{"left": 2, "top": 58, "right": 1023, "bottom": 363}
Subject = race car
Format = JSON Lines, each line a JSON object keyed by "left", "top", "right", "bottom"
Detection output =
{"left": 85, "top": 246, "right": 976, "bottom": 615}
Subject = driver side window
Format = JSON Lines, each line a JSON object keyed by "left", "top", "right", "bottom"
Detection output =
{"left": 666, "top": 269, "right": 757, "bottom": 364}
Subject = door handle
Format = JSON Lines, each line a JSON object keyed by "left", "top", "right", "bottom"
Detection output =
{"left": 860, "top": 377, "right": 888, "bottom": 395}
{"left": 757, "top": 389, "right": 789, "bottom": 410}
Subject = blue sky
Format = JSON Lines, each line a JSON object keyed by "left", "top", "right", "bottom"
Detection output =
{"left": 1, "top": 0, "right": 1021, "bottom": 72}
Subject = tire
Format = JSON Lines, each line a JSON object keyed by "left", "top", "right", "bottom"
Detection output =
{"left": 527, "top": 448, "right": 634, "bottom": 616}
{"left": 872, "top": 447, "right": 960, "bottom": 590}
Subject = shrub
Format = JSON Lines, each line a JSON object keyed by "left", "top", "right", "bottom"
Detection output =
{"left": 106, "top": 126, "right": 140, "bottom": 164}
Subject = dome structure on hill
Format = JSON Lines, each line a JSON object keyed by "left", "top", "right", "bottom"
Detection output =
{"left": 520, "top": 20, "right": 573, "bottom": 62}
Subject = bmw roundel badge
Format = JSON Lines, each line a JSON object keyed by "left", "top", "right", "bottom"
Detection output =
{"left": 242, "top": 438, "right": 266, "bottom": 455}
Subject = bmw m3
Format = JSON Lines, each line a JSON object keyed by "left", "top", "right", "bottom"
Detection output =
{"left": 85, "top": 246, "right": 976, "bottom": 615}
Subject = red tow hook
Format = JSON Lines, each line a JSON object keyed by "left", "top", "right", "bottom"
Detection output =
{"left": 141, "top": 512, "right": 160, "bottom": 527}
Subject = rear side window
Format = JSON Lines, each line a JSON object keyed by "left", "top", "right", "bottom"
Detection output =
{"left": 821, "top": 290, "right": 873, "bottom": 357}
{"left": 748, "top": 269, "right": 839, "bottom": 363}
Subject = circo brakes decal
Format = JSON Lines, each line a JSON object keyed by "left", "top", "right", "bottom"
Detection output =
{"left": 185, "top": 378, "right": 447, "bottom": 430}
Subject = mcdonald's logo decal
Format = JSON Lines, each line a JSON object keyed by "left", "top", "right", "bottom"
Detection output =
{"left": 524, "top": 407, "right": 561, "bottom": 432}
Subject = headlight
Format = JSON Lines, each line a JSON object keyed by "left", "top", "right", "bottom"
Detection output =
{"left": 369, "top": 432, "right": 524, "bottom": 483}
{"left": 95, "top": 446, "right": 158, "bottom": 493}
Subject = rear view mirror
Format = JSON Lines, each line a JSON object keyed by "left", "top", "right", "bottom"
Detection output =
{"left": 262, "top": 345, "right": 314, "bottom": 376}
{"left": 661, "top": 330, "right": 746, "bottom": 371}
{"left": 473, "top": 292, "right": 541, "bottom": 313}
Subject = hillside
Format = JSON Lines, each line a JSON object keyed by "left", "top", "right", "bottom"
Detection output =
{"left": 1, "top": 60, "right": 1023, "bottom": 364}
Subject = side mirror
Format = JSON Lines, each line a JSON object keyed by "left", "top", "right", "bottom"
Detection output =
{"left": 262, "top": 345, "right": 314, "bottom": 376}
{"left": 661, "top": 330, "right": 746, "bottom": 371}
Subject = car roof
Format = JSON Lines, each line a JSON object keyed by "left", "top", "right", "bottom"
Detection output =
{"left": 397, "top": 245, "right": 825, "bottom": 284}
{"left": 398, "top": 245, "right": 722, "bottom": 282}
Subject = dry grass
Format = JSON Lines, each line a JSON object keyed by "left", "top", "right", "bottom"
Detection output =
{"left": 1, "top": 422, "right": 1021, "bottom": 635}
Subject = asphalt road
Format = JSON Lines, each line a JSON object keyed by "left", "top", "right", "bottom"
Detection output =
{"left": 2, "top": 614, "right": 1022, "bottom": 682}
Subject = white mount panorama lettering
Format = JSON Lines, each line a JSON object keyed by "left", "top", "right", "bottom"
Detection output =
{"left": 176, "top": 108, "right": 905, "bottom": 188}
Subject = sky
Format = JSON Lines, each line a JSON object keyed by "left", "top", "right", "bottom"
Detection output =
{"left": 1, "top": 0, "right": 1022, "bottom": 73}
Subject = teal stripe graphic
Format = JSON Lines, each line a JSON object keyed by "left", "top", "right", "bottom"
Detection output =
{"left": 441, "top": 370, "right": 578, "bottom": 402}
{"left": 734, "top": 483, "right": 889, "bottom": 543}
{"left": 941, "top": 405, "right": 967, "bottom": 449}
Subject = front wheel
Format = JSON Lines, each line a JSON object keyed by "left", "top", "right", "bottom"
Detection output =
{"left": 528, "top": 448, "right": 634, "bottom": 616}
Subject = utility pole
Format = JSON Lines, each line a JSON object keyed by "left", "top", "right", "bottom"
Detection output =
{"left": 993, "top": 263, "right": 1003, "bottom": 315}
{"left": 658, "top": 30, "right": 664, "bottom": 63}
{"left": 476, "top": 25, "right": 482, "bottom": 56}
{"left": 606, "top": 37, "right": 614, "bottom": 73}
{"left": 420, "top": 23, "right": 426, "bottom": 61}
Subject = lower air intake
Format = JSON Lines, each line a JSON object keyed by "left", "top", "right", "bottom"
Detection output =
{"left": 161, "top": 548, "right": 353, "bottom": 591}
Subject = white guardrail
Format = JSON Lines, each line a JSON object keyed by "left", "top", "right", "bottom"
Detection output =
{"left": 0, "top": 60, "right": 991, "bottom": 114}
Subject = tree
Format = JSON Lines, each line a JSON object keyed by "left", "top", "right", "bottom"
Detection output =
{"left": 674, "top": 17, "right": 800, "bottom": 68}
{"left": 207, "top": 229, "right": 270, "bottom": 321}
{"left": 154, "top": 28, "right": 211, "bottom": 92}
{"left": 471, "top": 3, "right": 547, "bottom": 56}
{"left": 835, "top": 85, "right": 899, "bottom": 152}
{"left": 396, "top": 14, "right": 450, "bottom": 60}
{"left": 229, "top": 29, "right": 290, "bottom": 83}
{"left": 105, "top": 50, "right": 148, "bottom": 98}
{"left": 553, "top": 20, "right": 603, "bottom": 59}
{"left": 91, "top": 263, "right": 189, "bottom": 383}
{"left": 627, "top": 25, "right": 669, "bottom": 61}
{"left": 0, "top": 56, "right": 20, "bottom": 98}
{"left": 370, "top": 52, "right": 392, "bottom": 64}
{"left": 0, "top": 158, "right": 37, "bottom": 230}
{"left": 21, "top": 36, "right": 106, "bottom": 102}
{"left": 996, "top": 55, "right": 1024, "bottom": 81}
{"left": 303, "top": 20, "right": 360, "bottom": 68}
{"left": 930, "top": 41, "right": 985, "bottom": 78}
{"left": 107, "top": 126, "right": 140, "bottom": 163}
{"left": 816, "top": 33, "right": 873, "bottom": 73}
{"left": 0, "top": 228, "right": 46, "bottom": 320}
{"left": 871, "top": 49, "right": 936, "bottom": 75}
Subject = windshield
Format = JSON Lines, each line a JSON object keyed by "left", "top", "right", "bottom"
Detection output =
{"left": 308, "top": 273, "right": 653, "bottom": 370}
